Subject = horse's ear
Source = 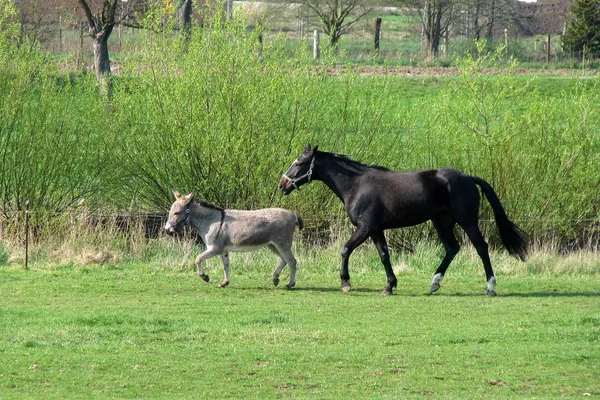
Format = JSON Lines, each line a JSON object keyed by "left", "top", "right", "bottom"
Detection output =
{"left": 173, "top": 189, "right": 181, "bottom": 200}
{"left": 313, "top": 145, "right": 318, "bottom": 152}
{"left": 304, "top": 143, "right": 312, "bottom": 153}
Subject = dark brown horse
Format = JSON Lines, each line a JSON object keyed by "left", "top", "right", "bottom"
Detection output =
{"left": 278, "top": 144, "right": 527, "bottom": 295}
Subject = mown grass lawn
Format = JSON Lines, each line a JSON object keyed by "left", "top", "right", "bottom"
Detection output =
{"left": 0, "top": 247, "right": 598, "bottom": 399}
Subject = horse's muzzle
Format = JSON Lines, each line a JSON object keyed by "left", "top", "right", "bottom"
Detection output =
{"left": 278, "top": 176, "right": 293, "bottom": 195}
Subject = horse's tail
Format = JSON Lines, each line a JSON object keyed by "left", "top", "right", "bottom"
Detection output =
{"left": 293, "top": 211, "right": 304, "bottom": 230}
{"left": 472, "top": 176, "right": 528, "bottom": 261}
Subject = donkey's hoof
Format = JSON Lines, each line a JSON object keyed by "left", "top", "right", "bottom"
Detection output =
{"left": 219, "top": 280, "right": 229, "bottom": 288}
{"left": 430, "top": 283, "right": 441, "bottom": 293}
{"left": 273, "top": 277, "right": 280, "bottom": 287}
{"left": 200, "top": 273, "right": 210, "bottom": 282}
{"left": 285, "top": 282, "right": 295, "bottom": 290}
{"left": 486, "top": 289, "right": 497, "bottom": 297}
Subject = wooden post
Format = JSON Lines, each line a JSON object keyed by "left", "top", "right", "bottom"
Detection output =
{"left": 374, "top": 17, "right": 382, "bottom": 53}
{"left": 546, "top": 34, "right": 551, "bottom": 63}
{"left": 313, "top": 30, "right": 320, "bottom": 59}
{"left": 79, "top": 22, "right": 84, "bottom": 70}
{"left": 226, "top": 0, "right": 233, "bottom": 20}
{"left": 59, "top": 15, "right": 63, "bottom": 53}
{"left": 24, "top": 200, "right": 30, "bottom": 270}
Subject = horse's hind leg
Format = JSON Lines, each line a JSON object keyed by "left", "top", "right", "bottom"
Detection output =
{"left": 219, "top": 253, "right": 230, "bottom": 288}
{"left": 430, "top": 215, "right": 460, "bottom": 293}
{"left": 371, "top": 231, "right": 397, "bottom": 296}
{"left": 463, "top": 224, "right": 496, "bottom": 296}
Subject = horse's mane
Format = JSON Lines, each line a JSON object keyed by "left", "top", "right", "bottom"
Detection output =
{"left": 327, "top": 152, "right": 390, "bottom": 173}
{"left": 193, "top": 199, "right": 224, "bottom": 212}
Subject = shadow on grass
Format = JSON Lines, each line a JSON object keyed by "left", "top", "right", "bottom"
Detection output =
{"left": 427, "top": 291, "right": 600, "bottom": 298}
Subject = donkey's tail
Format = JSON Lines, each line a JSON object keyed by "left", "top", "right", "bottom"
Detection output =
{"left": 472, "top": 177, "right": 528, "bottom": 261}
{"left": 293, "top": 211, "right": 304, "bottom": 230}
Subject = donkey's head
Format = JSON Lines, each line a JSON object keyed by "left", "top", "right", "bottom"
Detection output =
{"left": 279, "top": 144, "right": 318, "bottom": 195}
{"left": 164, "top": 190, "right": 194, "bottom": 235}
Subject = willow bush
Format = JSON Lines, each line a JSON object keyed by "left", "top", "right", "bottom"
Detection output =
{"left": 1, "top": 15, "right": 599, "bottom": 252}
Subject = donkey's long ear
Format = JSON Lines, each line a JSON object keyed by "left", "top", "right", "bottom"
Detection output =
{"left": 173, "top": 189, "right": 181, "bottom": 200}
{"left": 182, "top": 192, "right": 194, "bottom": 205}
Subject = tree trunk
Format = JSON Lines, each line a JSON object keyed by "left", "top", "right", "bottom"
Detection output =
{"left": 177, "top": 0, "right": 193, "bottom": 34}
{"left": 93, "top": 33, "right": 112, "bottom": 98}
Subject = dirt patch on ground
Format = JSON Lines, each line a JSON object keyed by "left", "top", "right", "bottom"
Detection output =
{"left": 325, "top": 65, "right": 600, "bottom": 77}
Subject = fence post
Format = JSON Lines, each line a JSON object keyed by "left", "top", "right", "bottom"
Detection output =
{"left": 59, "top": 15, "right": 63, "bottom": 53}
{"left": 374, "top": 17, "right": 382, "bottom": 53}
{"left": 24, "top": 200, "right": 30, "bottom": 270}
{"left": 546, "top": 34, "right": 551, "bottom": 63}
{"left": 313, "top": 30, "right": 320, "bottom": 59}
{"left": 79, "top": 22, "right": 83, "bottom": 70}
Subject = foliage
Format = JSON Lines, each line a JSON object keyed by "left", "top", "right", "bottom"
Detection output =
{"left": 1, "top": 17, "right": 600, "bottom": 250}
{"left": 562, "top": 0, "right": 600, "bottom": 58}
{"left": 0, "top": 0, "right": 19, "bottom": 52}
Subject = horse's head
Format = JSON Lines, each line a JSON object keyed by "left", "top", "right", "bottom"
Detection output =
{"left": 164, "top": 190, "right": 194, "bottom": 235}
{"left": 279, "top": 144, "right": 318, "bottom": 195}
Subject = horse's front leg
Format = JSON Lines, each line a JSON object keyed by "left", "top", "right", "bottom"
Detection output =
{"left": 340, "top": 224, "right": 370, "bottom": 293}
{"left": 371, "top": 231, "right": 397, "bottom": 295}
{"left": 219, "top": 253, "right": 230, "bottom": 288}
{"left": 195, "top": 246, "right": 220, "bottom": 283}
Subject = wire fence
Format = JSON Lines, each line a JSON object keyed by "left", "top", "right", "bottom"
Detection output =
{"left": 3, "top": 207, "right": 600, "bottom": 270}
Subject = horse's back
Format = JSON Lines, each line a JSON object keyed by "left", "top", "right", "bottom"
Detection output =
{"left": 350, "top": 168, "right": 479, "bottom": 228}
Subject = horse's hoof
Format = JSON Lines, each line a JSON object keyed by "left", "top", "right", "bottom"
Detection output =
{"left": 273, "top": 277, "right": 280, "bottom": 287}
{"left": 200, "top": 273, "right": 210, "bottom": 282}
{"left": 341, "top": 283, "right": 351, "bottom": 294}
{"left": 430, "top": 283, "right": 441, "bottom": 293}
{"left": 219, "top": 281, "right": 229, "bottom": 288}
{"left": 382, "top": 288, "right": 393, "bottom": 296}
{"left": 486, "top": 289, "right": 497, "bottom": 297}
{"left": 285, "top": 283, "right": 295, "bottom": 290}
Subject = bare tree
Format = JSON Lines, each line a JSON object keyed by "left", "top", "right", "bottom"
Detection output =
{"left": 420, "top": 0, "right": 456, "bottom": 58}
{"left": 13, "top": 0, "right": 68, "bottom": 49}
{"left": 77, "top": 0, "right": 118, "bottom": 89}
{"left": 299, "top": 0, "right": 372, "bottom": 48}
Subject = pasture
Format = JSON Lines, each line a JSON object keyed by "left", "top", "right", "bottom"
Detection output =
{"left": 2, "top": 15, "right": 600, "bottom": 399}
{"left": 1, "top": 244, "right": 598, "bottom": 399}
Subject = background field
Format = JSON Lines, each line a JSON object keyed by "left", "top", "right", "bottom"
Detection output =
{"left": 1, "top": 244, "right": 599, "bottom": 399}
{"left": 1, "top": 12, "right": 600, "bottom": 398}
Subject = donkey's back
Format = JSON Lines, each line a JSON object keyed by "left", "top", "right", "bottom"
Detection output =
{"left": 220, "top": 208, "right": 302, "bottom": 251}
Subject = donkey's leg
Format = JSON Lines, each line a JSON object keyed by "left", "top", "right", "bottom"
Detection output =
{"left": 277, "top": 246, "right": 297, "bottom": 289}
{"left": 340, "top": 224, "right": 370, "bottom": 293}
{"left": 463, "top": 224, "right": 496, "bottom": 296}
{"left": 371, "top": 231, "right": 397, "bottom": 296}
{"left": 430, "top": 215, "right": 460, "bottom": 293}
{"left": 195, "top": 247, "right": 220, "bottom": 283}
{"left": 268, "top": 244, "right": 286, "bottom": 287}
{"left": 219, "top": 253, "right": 230, "bottom": 288}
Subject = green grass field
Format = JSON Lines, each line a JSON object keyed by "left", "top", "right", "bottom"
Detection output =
{"left": 1, "top": 244, "right": 598, "bottom": 399}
